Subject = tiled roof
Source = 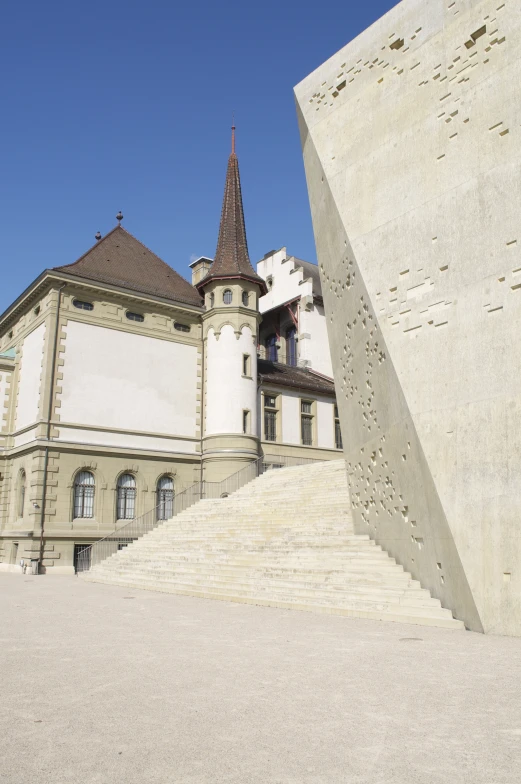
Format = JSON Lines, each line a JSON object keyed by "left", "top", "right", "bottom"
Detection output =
{"left": 258, "top": 360, "right": 335, "bottom": 396}
{"left": 54, "top": 226, "right": 203, "bottom": 308}
{"left": 197, "top": 149, "right": 266, "bottom": 293}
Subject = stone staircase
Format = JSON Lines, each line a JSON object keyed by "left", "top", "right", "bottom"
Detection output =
{"left": 82, "top": 460, "right": 463, "bottom": 629}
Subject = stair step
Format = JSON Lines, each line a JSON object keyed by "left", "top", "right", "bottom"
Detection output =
{"left": 81, "top": 459, "right": 464, "bottom": 630}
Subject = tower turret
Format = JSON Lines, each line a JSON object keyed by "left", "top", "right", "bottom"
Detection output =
{"left": 198, "top": 128, "right": 266, "bottom": 481}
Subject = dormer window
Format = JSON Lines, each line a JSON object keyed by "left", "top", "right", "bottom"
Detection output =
{"left": 126, "top": 311, "right": 144, "bottom": 323}
{"left": 223, "top": 289, "right": 233, "bottom": 305}
{"left": 73, "top": 299, "right": 94, "bottom": 311}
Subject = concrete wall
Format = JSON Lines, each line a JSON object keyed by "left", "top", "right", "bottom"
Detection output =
{"left": 295, "top": 0, "right": 521, "bottom": 634}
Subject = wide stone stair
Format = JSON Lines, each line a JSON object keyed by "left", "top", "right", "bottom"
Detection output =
{"left": 82, "top": 460, "right": 463, "bottom": 629}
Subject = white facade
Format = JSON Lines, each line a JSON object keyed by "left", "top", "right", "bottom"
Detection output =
{"left": 205, "top": 324, "right": 258, "bottom": 437}
{"left": 258, "top": 249, "right": 314, "bottom": 311}
{"left": 275, "top": 389, "right": 337, "bottom": 448}
{"left": 58, "top": 321, "right": 198, "bottom": 448}
{"left": 257, "top": 249, "right": 333, "bottom": 377}
{"left": 15, "top": 323, "right": 46, "bottom": 431}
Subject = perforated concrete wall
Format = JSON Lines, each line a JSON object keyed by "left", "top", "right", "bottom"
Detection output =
{"left": 295, "top": 0, "right": 521, "bottom": 634}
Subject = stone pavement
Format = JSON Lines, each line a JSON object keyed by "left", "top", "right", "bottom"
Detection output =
{"left": 1, "top": 574, "right": 520, "bottom": 784}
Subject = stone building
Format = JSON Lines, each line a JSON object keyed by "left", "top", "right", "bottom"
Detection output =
{"left": 295, "top": 0, "right": 521, "bottom": 634}
{"left": 0, "top": 132, "right": 341, "bottom": 575}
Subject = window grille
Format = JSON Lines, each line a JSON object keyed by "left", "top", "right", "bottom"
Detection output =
{"left": 126, "top": 311, "right": 144, "bottom": 322}
{"left": 301, "top": 400, "right": 313, "bottom": 446}
{"left": 334, "top": 404, "right": 343, "bottom": 449}
{"left": 242, "top": 291, "right": 249, "bottom": 306}
{"left": 266, "top": 334, "right": 278, "bottom": 362}
{"left": 117, "top": 473, "right": 136, "bottom": 519}
{"left": 223, "top": 289, "right": 233, "bottom": 305}
{"left": 73, "top": 299, "right": 94, "bottom": 311}
{"left": 174, "top": 322, "right": 191, "bottom": 333}
{"left": 74, "top": 471, "right": 95, "bottom": 518}
{"left": 264, "top": 395, "right": 277, "bottom": 442}
{"left": 286, "top": 326, "right": 297, "bottom": 366}
{"left": 156, "top": 476, "right": 174, "bottom": 520}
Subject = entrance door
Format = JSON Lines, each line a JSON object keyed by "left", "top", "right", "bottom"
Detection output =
{"left": 74, "top": 544, "right": 92, "bottom": 573}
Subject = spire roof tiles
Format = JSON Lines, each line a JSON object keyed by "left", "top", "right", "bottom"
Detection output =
{"left": 197, "top": 134, "right": 266, "bottom": 293}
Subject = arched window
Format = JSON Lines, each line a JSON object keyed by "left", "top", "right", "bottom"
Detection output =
{"left": 18, "top": 471, "right": 26, "bottom": 518}
{"left": 242, "top": 290, "right": 249, "bottom": 307}
{"left": 266, "top": 333, "right": 278, "bottom": 362}
{"left": 286, "top": 326, "right": 297, "bottom": 367}
{"left": 157, "top": 476, "right": 174, "bottom": 521}
{"left": 223, "top": 289, "right": 233, "bottom": 305}
{"left": 117, "top": 474, "right": 136, "bottom": 519}
{"left": 74, "top": 471, "right": 95, "bottom": 518}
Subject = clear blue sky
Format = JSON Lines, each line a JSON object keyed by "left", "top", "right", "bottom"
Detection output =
{"left": 0, "top": 0, "right": 395, "bottom": 313}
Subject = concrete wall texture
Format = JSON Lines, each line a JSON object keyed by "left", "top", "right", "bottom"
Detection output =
{"left": 295, "top": 0, "right": 521, "bottom": 634}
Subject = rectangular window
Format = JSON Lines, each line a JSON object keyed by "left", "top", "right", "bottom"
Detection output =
{"left": 264, "top": 395, "right": 278, "bottom": 442}
{"left": 243, "top": 409, "right": 250, "bottom": 434}
{"left": 242, "top": 354, "right": 251, "bottom": 377}
{"left": 334, "top": 404, "right": 343, "bottom": 450}
{"left": 301, "top": 400, "right": 313, "bottom": 446}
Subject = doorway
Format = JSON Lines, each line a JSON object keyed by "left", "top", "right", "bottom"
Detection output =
{"left": 74, "top": 543, "right": 92, "bottom": 573}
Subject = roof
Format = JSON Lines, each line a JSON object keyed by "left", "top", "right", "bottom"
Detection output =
{"left": 258, "top": 360, "right": 335, "bottom": 396}
{"left": 197, "top": 145, "right": 266, "bottom": 293}
{"left": 292, "top": 257, "right": 322, "bottom": 296}
{"left": 54, "top": 226, "right": 203, "bottom": 308}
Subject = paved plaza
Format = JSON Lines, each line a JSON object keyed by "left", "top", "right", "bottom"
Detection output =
{"left": 1, "top": 574, "right": 520, "bottom": 783}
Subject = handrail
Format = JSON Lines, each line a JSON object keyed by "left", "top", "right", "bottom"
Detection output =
{"left": 76, "top": 452, "right": 324, "bottom": 574}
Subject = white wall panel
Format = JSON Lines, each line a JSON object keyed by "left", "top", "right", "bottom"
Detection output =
{"left": 15, "top": 323, "right": 46, "bottom": 431}
{"left": 59, "top": 322, "right": 198, "bottom": 437}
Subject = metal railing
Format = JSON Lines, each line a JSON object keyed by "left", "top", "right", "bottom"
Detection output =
{"left": 76, "top": 453, "right": 323, "bottom": 574}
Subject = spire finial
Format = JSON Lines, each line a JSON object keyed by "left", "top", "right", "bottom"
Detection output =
{"left": 231, "top": 115, "right": 235, "bottom": 155}
{"left": 116, "top": 211, "right": 123, "bottom": 225}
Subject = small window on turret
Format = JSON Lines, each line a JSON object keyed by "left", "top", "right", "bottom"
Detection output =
{"left": 242, "top": 291, "right": 249, "bottom": 306}
{"left": 266, "top": 276, "right": 273, "bottom": 290}
{"left": 223, "top": 289, "right": 233, "bottom": 305}
{"left": 209, "top": 292, "right": 215, "bottom": 308}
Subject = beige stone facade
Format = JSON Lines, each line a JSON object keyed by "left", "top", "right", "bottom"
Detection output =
{"left": 0, "top": 245, "right": 341, "bottom": 575}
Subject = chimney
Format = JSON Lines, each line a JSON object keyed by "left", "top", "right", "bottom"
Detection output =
{"left": 189, "top": 257, "right": 213, "bottom": 286}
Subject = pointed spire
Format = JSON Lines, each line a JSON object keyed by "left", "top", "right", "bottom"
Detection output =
{"left": 197, "top": 126, "right": 266, "bottom": 293}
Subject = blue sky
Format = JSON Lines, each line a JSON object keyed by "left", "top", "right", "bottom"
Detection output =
{"left": 0, "top": 0, "right": 395, "bottom": 313}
